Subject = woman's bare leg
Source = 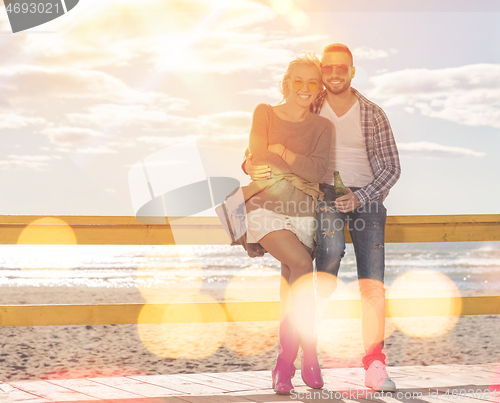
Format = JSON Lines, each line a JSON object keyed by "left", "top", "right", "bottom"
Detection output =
{"left": 260, "top": 229, "right": 323, "bottom": 389}
{"left": 259, "top": 230, "right": 315, "bottom": 331}
{"left": 280, "top": 262, "right": 291, "bottom": 315}
{"left": 259, "top": 230, "right": 313, "bottom": 284}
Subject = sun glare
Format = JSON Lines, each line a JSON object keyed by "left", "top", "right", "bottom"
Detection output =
{"left": 387, "top": 270, "right": 462, "bottom": 338}
{"left": 137, "top": 292, "right": 227, "bottom": 359}
{"left": 318, "top": 279, "right": 395, "bottom": 360}
{"left": 16, "top": 217, "right": 78, "bottom": 275}
{"left": 224, "top": 265, "right": 280, "bottom": 355}
{"left": 271, "top": 0, "right": 292, "bottom": 13}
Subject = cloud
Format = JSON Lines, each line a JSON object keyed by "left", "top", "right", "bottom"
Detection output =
{"left": 0, "top": 113, "right": 45, "bottom": 129}
{"left": 8, "top": 0, "right": 322, "bottom": 75}
{"left": 398, "top": 142, "right": 486, "bottom": 159}
{"left": 370, "top": 64, "right": 500, "bottom": 129}
{"left": 264, "top": 34, "right": 329, "bottom": 51}
{"left": 134, "top": 135, "right": 202, "bottom": 148}
{"left": 0, "top": 66, "right": 128, "bottom": 102}
{"left": 19, "top": 0, "right": 277, "bottom": 71}
{"left": 0, "top": 66, "right": 187, "bottom": 109}
{"left": 0, "top": 154, "right": 62, "bottom": 170}
{"left": 40, "top": 126, "right": 104, "bottom": 146}
{"left": 68, "top": 104, "right": 198, "bottom": 131}
{"left": 352, "top": 47, "right": 398, "bottom": 61}
{"left": 200, "top": 111, "right": 252, "bottom": 132}
{"left": 69, "top": 105, "right": 251, "bottom": 134}
{"left": 238, "top": 87, "right": 282, "bottom": 101}
{"left": 153, "top": 29, "right": 295, "bottom": 74}
{"left": 74, "top": 147, "right": 118, "bottom": 154}
{"left": 62, "top": 104, "right": 252, "bottom": 152}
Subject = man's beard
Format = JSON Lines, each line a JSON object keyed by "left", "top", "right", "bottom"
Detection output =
{"left": 323, "top": 77, "right": 351, "bottom": 95}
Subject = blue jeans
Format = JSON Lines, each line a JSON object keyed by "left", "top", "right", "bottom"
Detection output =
{"left": 315, "top": 183, "right": 387, "bottom": 370}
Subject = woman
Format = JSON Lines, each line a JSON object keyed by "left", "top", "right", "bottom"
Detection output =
{"left": 240, "top": 52, "right": 334, "bottom": 394}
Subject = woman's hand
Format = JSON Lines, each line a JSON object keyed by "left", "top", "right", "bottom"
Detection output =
{"left": 245, "top": 153, "right": 271, "bottom": 181}
{"left": 268, "top": 143, "right": 285, "bottom": 156}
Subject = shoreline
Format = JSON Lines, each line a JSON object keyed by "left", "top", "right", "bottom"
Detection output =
{"left": 0, "top": 285, "right": 499, "bottom": 305}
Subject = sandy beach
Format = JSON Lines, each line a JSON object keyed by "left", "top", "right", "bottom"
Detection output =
{"left": 0, "top": 285, "right": 499, "bottom": 382}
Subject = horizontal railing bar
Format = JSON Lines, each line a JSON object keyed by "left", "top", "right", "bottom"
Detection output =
{"left": 2, "top": 214, "right": 500, "bottom": 225}
{"left": 1, "top": 296, "right": 499, "bottom": 326}
{"left": 1, "top": 214, "right": 499, "bottom": 244}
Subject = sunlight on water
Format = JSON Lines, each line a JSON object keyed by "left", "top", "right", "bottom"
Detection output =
{"left": 136, "top": 248, "right": 203, "bottom": 303}
{"left": 16, "top": 217, "right": 78, "bottom": 277}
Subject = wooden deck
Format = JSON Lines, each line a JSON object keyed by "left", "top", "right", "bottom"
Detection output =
{"left": 0, "top": 364, "right": 498, "bottom": 402}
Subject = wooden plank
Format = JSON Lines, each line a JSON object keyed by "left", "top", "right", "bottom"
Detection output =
{"left": 2, "top": 365, "right": 496, "bottom": 403}
{"left": 47, "top": 378, "right": 145, "bottom": 400}
{"left": 0, "top": 304, "right": 145, "bottom": 327}
{"left": 0, "top": 382, "right": 50, "bottom": 403}
{"left": 8, "top": 380, "right": 99, "bottom": 401}
{"left": 46, "top": 399, "right": 188, "bottom": 403}
{"left": 177, "top": 395, "right": 257, "bottom": 403}
{"left": 129, "top": 375, "right": 227, "bottom": 395}
{"left": 89, "top": 377, "right": 183, "bottom": 397}
{"left": 202, "top": 371, "right": 272, "bottom": 389}
{"left": 2, "top": 296, "right": 500, "bottom": 327}
{"left": 1, "top": 215, "right": 499, "bottom": 245}
{"left": 172, "top": 373, "right": 257, "bottom": 393}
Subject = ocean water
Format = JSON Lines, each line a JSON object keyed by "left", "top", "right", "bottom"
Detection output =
{"left": 0, "top": 242, "right": 499, "bottom": 293}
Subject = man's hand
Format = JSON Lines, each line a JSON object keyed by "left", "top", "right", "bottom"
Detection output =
{"left": 245, "top": 153, "right": 271, "bottom": 181}
{"left": 334, "top": 188, "right": 361, "bottom": 213}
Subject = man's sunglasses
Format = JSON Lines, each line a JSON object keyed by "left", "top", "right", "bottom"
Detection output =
{"left": 320, "top": 64, "right": 352, "bottom": 75}
{"left": 292, "top": 79, "right": 319, "bottom": 92}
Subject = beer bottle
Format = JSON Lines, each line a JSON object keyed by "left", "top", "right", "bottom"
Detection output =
{"left": 334, "top": 170, "right": 347, "bottom": 198}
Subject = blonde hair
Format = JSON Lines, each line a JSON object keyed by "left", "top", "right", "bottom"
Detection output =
{"left": 278, "top": 51, "right": 323, "bottom": 104}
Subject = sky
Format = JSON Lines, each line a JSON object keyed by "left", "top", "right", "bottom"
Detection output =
{"left": 0, "top": 0, "right": 499, "bottom": 217}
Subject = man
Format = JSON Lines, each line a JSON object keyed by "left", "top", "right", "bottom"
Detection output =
{"left": 244, "top": 43, "right": 401, "bottom": 392}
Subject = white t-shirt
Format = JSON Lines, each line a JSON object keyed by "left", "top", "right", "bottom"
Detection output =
{"left": 319, "top": 99, "right": 374, "bottom": 188}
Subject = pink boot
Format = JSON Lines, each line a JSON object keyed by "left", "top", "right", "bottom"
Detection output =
{"left": 272, "top": 315, "right": 299, "bottom": 394}
{"left": 300, "top": 343, "right": 324, "bottom": 389}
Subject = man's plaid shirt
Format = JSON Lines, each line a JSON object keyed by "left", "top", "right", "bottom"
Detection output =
{"left": 311, "top": 87, "right": 401, "bottom": 206}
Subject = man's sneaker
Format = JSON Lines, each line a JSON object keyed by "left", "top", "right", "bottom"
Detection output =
{"left": 364, "top": 360, "right": 396, "bottom": 392}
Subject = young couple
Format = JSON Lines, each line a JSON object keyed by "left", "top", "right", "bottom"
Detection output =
{"left": 239, "top": 43, "right": 401, "bottom": 394}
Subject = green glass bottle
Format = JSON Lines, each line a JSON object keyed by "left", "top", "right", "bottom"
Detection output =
{"left": 334, "top": 170, "right": 347, "bottom": 198}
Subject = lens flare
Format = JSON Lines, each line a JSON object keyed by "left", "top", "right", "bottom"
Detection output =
{"left": 137, "top": 292, "right": 227, "bottom": 359}
{"left": 318, "top": 280, "right": 395, "bottom": 360}
{"left": 18, "top": 217, "right": 77, "bottom": 245}
{"left": 224, "top": 266, "right": 280, "bottom": 355}
{"left": 387, "top": 270, "right": 462, "bottom": 338}
{"left": 225, "top": 322, "right": 278, "bottom": 356}
{"left": 318, "top": 280, "right": 362, "bottom": 359}
{"left": 16, "top": 217, "right": 78, "bottom": 276}
{"left": 271, "top": 0, "right": 292, "bottom": 13}
{"left": 136, "top": 248, "right": 203, "bottom": 303}
{"left": 287, "top": 11, "right": 309, "bottom": 29}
